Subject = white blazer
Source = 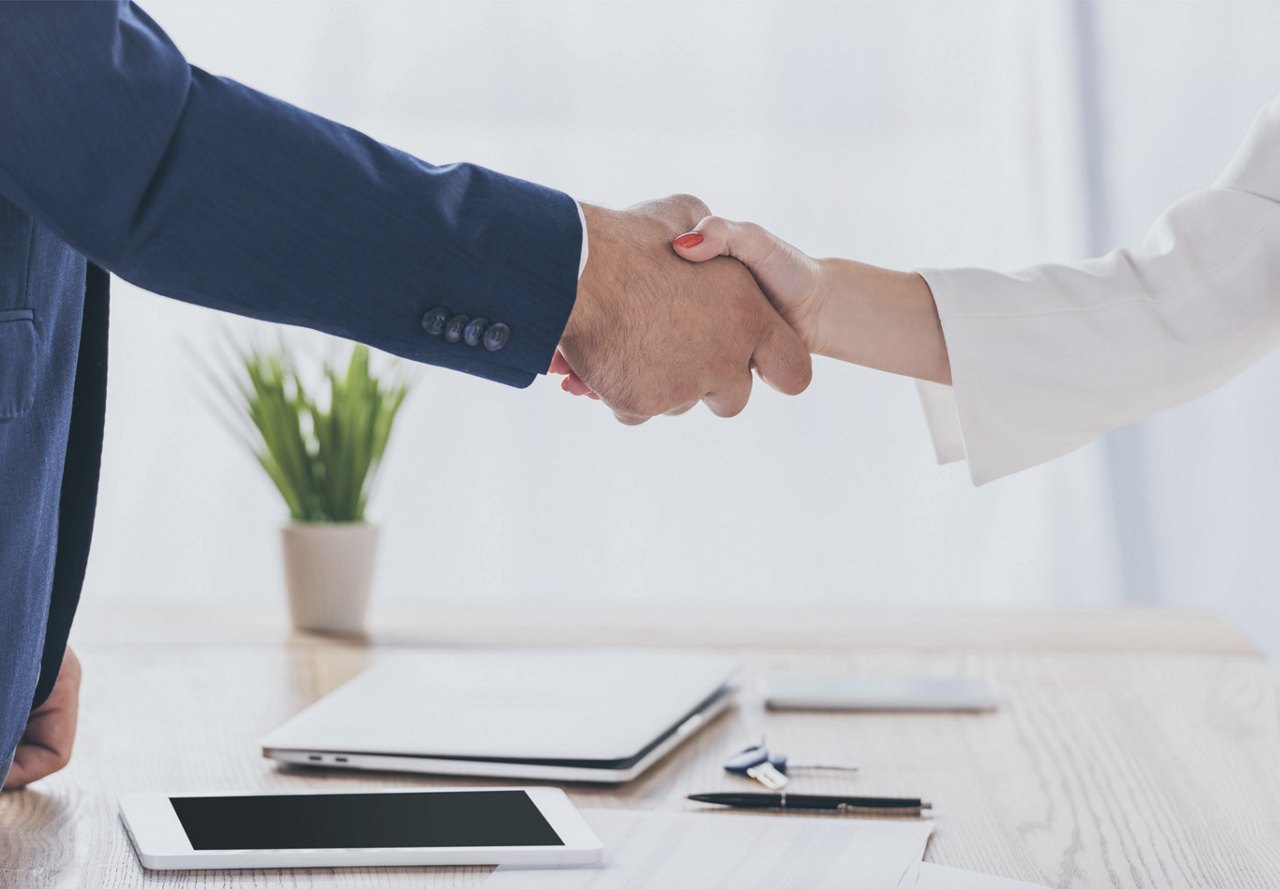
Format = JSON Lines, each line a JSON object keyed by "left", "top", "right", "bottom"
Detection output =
{"left": 917, "top": 93, "right": 1280, "bottom": 485}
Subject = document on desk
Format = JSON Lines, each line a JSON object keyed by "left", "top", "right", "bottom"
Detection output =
{"left": 486, "top": 808, "right": 933, "bottom": 888}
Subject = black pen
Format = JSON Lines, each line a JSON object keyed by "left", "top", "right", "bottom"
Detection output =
{"left": 687, "top": 792, "right": 931, "bottom": 816}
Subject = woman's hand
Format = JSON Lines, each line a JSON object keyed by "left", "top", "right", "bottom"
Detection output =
{"left": 675, "top": 218, "right": 951, "bottom": 385}
{"left": 3, "top": 648, "right": 81, "bottom": 790}
{"left": 671, "top": 218, "right": 829, "bottom": 354}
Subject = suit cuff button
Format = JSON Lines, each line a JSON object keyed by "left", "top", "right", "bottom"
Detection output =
{"left": 463, "top": 317, "right": 490, "bottom": 347}
{"left": 443, "top": 313, "right": 470, "bottom": 343}
{"left": 421, "top": 307, "right": 450, "bottom": 336}
{"left": 482, "top": 322, "right": 510, "bottom": 352}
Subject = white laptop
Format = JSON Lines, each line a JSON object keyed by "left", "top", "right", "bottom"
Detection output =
{"left": 261, "top": 649, "right": 739, "bottom": 783}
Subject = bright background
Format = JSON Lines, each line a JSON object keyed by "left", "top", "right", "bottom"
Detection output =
{"left": 87, "top": 1, "right": 1280, "bottom": 653}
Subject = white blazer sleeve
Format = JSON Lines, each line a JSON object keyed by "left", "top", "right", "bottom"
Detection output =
{"left": 917, "top": 93, "right": 1280, "bottom": 485}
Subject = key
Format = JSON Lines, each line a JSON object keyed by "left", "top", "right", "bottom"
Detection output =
{"left": 772, "top": 754, "right": 861, "bottom": 774}
{"left": 745, "top": 760, "right": 789, "bottom": 790}
{"left": 724, "top": 743, "right": 860, "bottom": 789}
{"left": 726, "top": 744, "right": 790, "bottom": 789}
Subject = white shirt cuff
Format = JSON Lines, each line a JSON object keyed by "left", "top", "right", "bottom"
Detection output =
{"left": 916, "top": 378, "right": 968, "bottom": 466}
{"left": 575, "top": 201, "right": 589, "bottom": 279}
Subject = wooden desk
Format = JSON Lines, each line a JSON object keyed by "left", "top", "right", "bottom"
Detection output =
{"left": 3, "top": 604, "right": 1279, "bottom": 888}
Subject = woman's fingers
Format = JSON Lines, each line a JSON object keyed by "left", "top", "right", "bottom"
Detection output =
{"left": 672, "top": 216, "right": 778, "bottom": 268}
{"left": 549, "top": 349, "right": 599, "bottom": 398}
{"left": 548, "top": 350, "right": 573, "bottom": 375}
{"left": 561, "top": 372, "right": 593, "bottom": 396}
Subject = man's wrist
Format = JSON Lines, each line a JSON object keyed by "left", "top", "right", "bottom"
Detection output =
{"left": 563, "top": 203, "right": 615, "bottom": 351}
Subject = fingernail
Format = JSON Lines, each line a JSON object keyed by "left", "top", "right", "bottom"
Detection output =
{"left": 673, "top": 232, "right": 704, "bottom": 249}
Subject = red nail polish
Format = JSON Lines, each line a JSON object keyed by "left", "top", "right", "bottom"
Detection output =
{"left": 673, "top": 232, "right": 704, "bottom": 249}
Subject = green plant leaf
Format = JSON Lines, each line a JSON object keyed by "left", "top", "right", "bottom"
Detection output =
{"left": 214, "top": 339, "right": 410, "bottom": 523}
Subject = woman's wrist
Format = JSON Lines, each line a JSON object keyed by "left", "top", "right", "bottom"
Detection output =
{"left": 810, "top": 259, "right": 951, "bottom": 384}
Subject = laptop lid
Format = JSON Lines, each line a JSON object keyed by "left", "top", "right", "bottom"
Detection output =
{"left": 261, "top": 649, "right": 739, "bottom": 764}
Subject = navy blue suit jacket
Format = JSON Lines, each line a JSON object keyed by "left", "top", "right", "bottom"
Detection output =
{"left": 0, "top": 1, "right": 582, "bottom": 784}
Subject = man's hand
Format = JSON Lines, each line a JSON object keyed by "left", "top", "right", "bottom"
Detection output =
{"left": 2, "top": 648, "right": 80, "bottom": 790}
{"left": 555, "top": 195, "right": 812, "bottom": 424}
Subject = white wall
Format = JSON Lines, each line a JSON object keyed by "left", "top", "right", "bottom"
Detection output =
{"left": 1090, "top": 1, "right": 1280, "bottom": 651}
{"left": 85, "top": 2, "right": 1276, "bottom": 648}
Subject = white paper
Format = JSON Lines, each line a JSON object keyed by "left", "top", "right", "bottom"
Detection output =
{"left": 901, "top": 862, "right": 1051, "bottom": 889}
{"left": 487, "top": 808, "right": 934, "bottom": 889}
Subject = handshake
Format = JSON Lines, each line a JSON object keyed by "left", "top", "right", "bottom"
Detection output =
{"left": 551, "top": 194, "right": 951, "bottom": 424}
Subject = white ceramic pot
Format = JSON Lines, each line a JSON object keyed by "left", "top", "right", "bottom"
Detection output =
{"left": 280, "top": 522, "right": 378, "bottom": 636}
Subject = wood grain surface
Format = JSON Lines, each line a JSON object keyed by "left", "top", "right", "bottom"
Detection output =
{"left": 1, "top": 607, "right": 1277, "bottom": 888}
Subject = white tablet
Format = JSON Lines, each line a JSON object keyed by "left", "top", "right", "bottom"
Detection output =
{"left": 119, "top": 787, "right": 603, "bottom": 871}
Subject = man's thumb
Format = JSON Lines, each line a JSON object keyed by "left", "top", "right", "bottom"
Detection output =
{"left": 753, "top": 314, "right": 813, "bottom": 396}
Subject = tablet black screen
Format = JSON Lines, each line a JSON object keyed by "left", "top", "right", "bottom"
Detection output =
{"left": 170, "top": 790, "right": 564, "bottom": 850}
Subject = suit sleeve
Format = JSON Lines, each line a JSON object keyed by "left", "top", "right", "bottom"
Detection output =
{"left": 916, "top": 93, "right": 1280, "bottom": 484}
{"left": 0, "top": 1, "right": 582, "bottom": 387}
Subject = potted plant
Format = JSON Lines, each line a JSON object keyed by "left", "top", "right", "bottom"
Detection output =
{"left": 224, "top": 341, "right": 409, "bottom": 635}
